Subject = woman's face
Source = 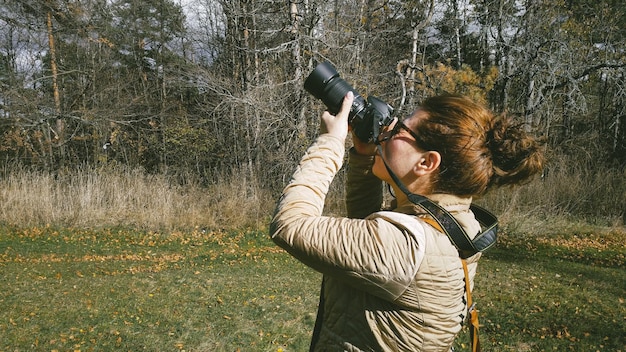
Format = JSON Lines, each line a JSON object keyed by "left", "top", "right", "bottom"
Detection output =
{"left": 372, "top": 111, "right": 426, "bottom": 184}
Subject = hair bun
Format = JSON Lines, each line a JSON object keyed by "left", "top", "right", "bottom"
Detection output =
{"left": 487, "top": 116, "right": 545, "bottom": 187}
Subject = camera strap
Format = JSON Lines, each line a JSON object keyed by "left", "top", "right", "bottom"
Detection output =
{"left": 377, "top": 146, "right": 498, "bottom": 259}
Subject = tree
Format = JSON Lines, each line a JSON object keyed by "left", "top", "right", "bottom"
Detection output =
{"left": 0, "top": 0, "right": 76, "bottom": 168}
{"left": 1, "top": 0, "right": 625, "bottom": 175}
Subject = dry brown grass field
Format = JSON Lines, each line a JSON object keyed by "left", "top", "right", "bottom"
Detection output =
{"left": 0, "top": 159, "right": 623, "bottom": 232}
{"left": 0, "top": 166, "right": 275, "bottom": 231}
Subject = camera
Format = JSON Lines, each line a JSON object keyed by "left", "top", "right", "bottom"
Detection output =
{"left": 304, "top": 61, "right": 394, "bottom": 143}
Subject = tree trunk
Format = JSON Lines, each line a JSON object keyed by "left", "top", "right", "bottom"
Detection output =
{"left": 47, "top": 10, "right": 64, "bottom": 166}
{"left": 525, "top": 78, "right": 535, "bottom": 132}
{"left": 290, "top": 0, "right": 308, "bottom": 137}
{"left": 407, "top": 0, "right": 434, "bottom": 107}
{"left": 451, "top": 0, "right": 462, "bottom": 68}
{"left": 290, "top": 0, "right": 302, "bottom": 83}
{"left": 47, "top": 11, "right": 61, "bottom": 116}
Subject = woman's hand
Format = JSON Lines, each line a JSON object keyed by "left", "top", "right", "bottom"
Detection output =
{"left": 320, "top": 91, "right": 353, "bottom": 140}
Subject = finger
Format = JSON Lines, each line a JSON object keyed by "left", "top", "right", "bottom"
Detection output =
{"left": 338, "top": 91, "right": 354, "bottom": 118}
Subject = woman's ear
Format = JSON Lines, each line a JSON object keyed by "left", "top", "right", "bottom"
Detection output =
{"left": 413, "top": 151, "right": 441, "bottom": 176}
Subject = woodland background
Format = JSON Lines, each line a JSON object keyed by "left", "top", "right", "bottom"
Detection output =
{"left": 0, "top": 0, "right": 625, "bottom": 227}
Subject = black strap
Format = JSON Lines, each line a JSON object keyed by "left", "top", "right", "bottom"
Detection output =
{"left": 408, "top": 193, "right": 498, "bottom": 258}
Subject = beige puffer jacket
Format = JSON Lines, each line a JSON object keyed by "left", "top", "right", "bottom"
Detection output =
{"left": 270, "top": 134, "right": 482, "bottom": 351}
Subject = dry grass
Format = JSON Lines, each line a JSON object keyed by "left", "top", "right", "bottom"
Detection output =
{"left": 0, "top": 155, "right": 624, "bottom": 233}
{"left": 0, "top": 166, "right": 275, "bottom": 231}
{"left": 476, "top": 159, "right": 625, "bottom": 234}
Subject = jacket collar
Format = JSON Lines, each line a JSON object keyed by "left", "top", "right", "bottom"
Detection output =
{"left": 393, "top": 193, "right": 482, "bottom": 239}
{"left": 394, "top": 193, "right": 473, "bottom": 215}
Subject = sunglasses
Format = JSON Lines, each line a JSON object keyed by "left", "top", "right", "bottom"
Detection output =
{"left": 375, "top": 119, "right": 429, "bottom": 150}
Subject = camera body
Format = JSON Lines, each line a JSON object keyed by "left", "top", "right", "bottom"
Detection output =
{"left": 304, "top": 61, "right": 394, "bottom": 143}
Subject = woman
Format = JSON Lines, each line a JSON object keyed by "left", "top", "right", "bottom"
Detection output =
{"left": 270, "top": 92, "right": 544, "bottom": 351}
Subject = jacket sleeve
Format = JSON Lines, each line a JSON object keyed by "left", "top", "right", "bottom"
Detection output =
{"left": 346, "top": 147, "right": 383, "bottom": 219}
{"left": 270, "top": 135, "right": 424, "bottom": 302}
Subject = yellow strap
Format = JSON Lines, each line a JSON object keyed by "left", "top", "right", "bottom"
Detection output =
{"left": 462, "top": 258, "right": 481, "bottom": 352}
{"left": 422, "top": 217, "right": 481, "bottom": 352}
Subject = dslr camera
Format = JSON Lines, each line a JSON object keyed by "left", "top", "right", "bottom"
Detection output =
{"left": 304, "top": 61, "right": 394, "bottom": 143}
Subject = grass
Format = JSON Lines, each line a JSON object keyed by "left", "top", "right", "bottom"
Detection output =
{"left": 0, "top": 225, "right": 320, "bottom": 352}
{"left": 0, "top": 163, "right": 623, "bottom": 351}
{"left": 1, "top": 224, "right": 624, "bottom": 352}
{"left": 462, "top": 229, "right": 625, "bottom": 352}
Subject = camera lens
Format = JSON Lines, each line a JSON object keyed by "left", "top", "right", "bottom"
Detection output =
{"left": 304, "top": 62, "right": 366, "bottom": 119}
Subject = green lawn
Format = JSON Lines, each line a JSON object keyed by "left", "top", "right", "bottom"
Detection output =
{"left": 1, "top": 225, "right": 624, "bottom": 351}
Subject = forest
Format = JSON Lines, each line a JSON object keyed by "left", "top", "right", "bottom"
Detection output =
{"left": 0, "top": 0, "right": 625, "bottom": 223}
